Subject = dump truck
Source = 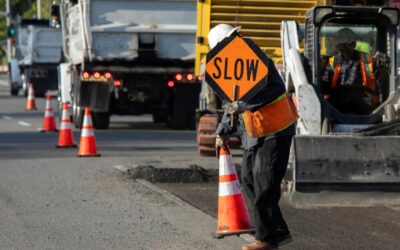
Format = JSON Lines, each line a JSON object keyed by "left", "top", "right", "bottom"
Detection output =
{"left": 9, "top": 19, "right": 63, "bottom": 97}
{"left": 59, "top": 0, "right": 200, "bottom": 129}
{"left": 195, "top": 0, "right": 324, "bottom": 156}
{"left": 281, "top": 5, "right": 400, "bottom": 207}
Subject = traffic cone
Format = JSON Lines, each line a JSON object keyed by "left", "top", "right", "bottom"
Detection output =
{"left": 40, "top": 95, "right": 57, "bottom": 132}
{"left": 78, "top": 107, "right": 100, "bottom": 157}
{"left": 26, "top": 83, "right": 37, "bottom": 110}
{"left": 213, "top": 146, "right": 254, "bottom": 239}
{"left": 56, "top": 102, "right": 77, "bottom": 148}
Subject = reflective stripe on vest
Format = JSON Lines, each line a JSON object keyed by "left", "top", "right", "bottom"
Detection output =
{"left": 242, "top": 93, "right": 299, "bottom": 138}
{"left": 330, "top": 52, "right": 376, "bottom": 91}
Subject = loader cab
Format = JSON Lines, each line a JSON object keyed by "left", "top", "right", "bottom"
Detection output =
{"left": 304, "top": 6, "right": 399, "bottom": 126}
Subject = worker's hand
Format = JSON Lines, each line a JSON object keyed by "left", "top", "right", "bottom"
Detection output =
{"left": 228, "top": 101, "right": 247, "bottom": 115}
{"left": 215, "top": 135, "right": 229, "bottom": 151}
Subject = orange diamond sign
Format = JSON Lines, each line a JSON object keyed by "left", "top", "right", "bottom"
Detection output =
{"left": 205, "top": 36, "right": 269, "bottom": 102}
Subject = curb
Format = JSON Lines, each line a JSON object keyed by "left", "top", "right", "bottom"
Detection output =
{"left": 136, "top": 178, "right": 255, "bottom": 243}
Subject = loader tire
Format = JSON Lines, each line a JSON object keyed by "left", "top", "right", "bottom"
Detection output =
{"left": 199, "top": 145, "right": 216, "bottom": 157}
{"left": 92, "top": 112, "right": 110, "bottom": 130}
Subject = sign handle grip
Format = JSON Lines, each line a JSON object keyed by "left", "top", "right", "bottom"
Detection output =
{"left": 230, "top": 85, "right": 239, "bottom": 128}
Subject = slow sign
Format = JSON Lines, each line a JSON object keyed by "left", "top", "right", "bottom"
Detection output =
{"left": 205, "top": 36, "right": 269, "bottom": 102}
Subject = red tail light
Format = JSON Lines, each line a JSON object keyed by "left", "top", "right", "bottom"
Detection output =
{"left": 113, "top": 80, "right": 121, "bottom": 87}
{"left": 186, "top": 73, "right": 194, "bottom": 81}
{"left": 167, "top": 81, "right": 175, "bottom": 88}
{"left": 105, "top": 72, "right": 112, "bottom": 79}
{"left": 93, "top": 72, "right": 101, "bottom": 79}
{"left": 175, "top": 73, "right": 183, "bottom": 81}
{"left": 82, "top": 71, "right": 90, "bottom": 79}
{"left": 197, "top": 76, "right": 202, "bottom": 81}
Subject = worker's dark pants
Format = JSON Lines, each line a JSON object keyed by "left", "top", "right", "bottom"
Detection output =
{"left": 241, "top": 135, "right": 292, "bottom": 244}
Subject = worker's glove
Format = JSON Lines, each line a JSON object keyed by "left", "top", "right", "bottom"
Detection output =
{"left": 215, "top": 135, "right": 229, "bottom": 151}
{"left": 228, "top": 101, "right": 248, "bottom": 115}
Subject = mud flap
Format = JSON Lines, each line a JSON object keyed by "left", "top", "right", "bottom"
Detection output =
{"left": 289, "top": 135, "right": 400, "bottom": 208}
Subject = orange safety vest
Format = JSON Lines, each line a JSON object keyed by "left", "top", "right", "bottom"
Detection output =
{"left": 242, "top": 93, "right": 299, "bottom": 138}
{"left": 330, "top": 52, "right": 378, "bottom": 101}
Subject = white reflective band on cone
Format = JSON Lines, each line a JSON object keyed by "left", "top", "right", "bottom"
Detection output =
{"left": 62, "top": 111, "right": 70, "bottom": 120}
{"left": 60, "top": 122, "right": 72, "bottom": 130}
{"left": 46, "top": 102, "right": 51, "bottom": 109}
{"left": 45, "top": 111, "right": 54, "bottom": 117}
{"left": 219, "top": 180, "right": 242, "bottom": 197}
{"left": 83, "top": 115, "right": 93, "bottom": 127}
{"left": 81, "top": 128, "right": 94, "bottom": 137}
{"left": 219, "top": 155, "right": 236, "bottom": 176}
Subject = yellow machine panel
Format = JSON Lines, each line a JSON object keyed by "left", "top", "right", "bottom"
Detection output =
{"left": 195, "top": 0, "right": 327, "bottom": 75}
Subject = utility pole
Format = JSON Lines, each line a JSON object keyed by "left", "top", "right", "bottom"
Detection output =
{"left": 37, "top": 0, "right": 42, "bottom": 19}
{"left": 6, "top": 0, "right": 11, "bottom": 62}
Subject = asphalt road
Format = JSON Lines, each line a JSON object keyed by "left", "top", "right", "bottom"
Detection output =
{"left": 1, "top": 75, "right": 400, "bottom": 250}
{"left": 0, "top": 75, "right": 247, "bottom": 250}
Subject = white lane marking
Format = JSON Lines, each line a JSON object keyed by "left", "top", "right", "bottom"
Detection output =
{"left": 18, "top": 121, "right": 31, "bottom": 127}
{"left": 2, "top": 115, "right": 13, "bottom": 120}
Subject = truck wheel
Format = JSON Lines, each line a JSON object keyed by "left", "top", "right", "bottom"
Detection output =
{"left": 10, "top": 85, "right": 19, "bottom": 96}
{"left": 166, "top": 112, "right": 187, "bottom": 129}
{"left": 92, "top": 112, "right": 110, "bottom": 129}
{"left": 152, "top": 112, "right": 167, "bottom": 123}
{"left": 73, "top": 104, "right": 84, "bottom": 129}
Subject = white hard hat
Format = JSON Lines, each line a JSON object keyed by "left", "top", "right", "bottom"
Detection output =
{"left": 208, "top": 24, "right": 241, "bottom": 49}
{"left": 335, "top": 28, "right": 356, "bottom": 45}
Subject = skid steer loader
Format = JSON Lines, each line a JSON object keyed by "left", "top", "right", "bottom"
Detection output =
{"left": 281, "top": 6, "right": 400, "bottom": 208}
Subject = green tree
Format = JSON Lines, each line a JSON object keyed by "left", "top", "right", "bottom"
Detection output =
{"left": 1, "top": 0, "right": 54, "bottom": 63}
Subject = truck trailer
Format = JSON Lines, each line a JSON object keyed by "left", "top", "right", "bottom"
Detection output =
{"left": 59, "top": 0, "right": 200, "bottom": 129}
{"left": 9, "top": 19, "right": 63, "bottom": 97}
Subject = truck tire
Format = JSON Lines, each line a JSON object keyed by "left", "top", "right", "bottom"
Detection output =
{"left": 10, "top": 85, "right": 19, "bottom": 96}
{"left": 92, "top": 112, "right": 110, "bottom": 129}
{"left": 152, "top": 112, "right": 167, "bottom": 123}
{"left": 166, "top": 112, "right": 187, "bottom": 129}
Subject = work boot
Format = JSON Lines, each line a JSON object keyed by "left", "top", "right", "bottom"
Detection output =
{"left": 276, "top": 232, "right": 292, "bottom": 246}
{"left": 242, "top": 240, "right": 278, "bottom": 250}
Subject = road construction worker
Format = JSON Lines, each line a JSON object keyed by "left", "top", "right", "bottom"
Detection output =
{"left": 209, "top": 24, "right": 298, "bottom": 250}
{"left": 321, "top": 27, "right": 384, "bottom": 115}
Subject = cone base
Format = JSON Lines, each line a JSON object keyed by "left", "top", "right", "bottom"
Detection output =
{"left": 56, "top": 144, "right": 77, "bottom": 148}
{"left": 78, "top": 154, "right": 101, "bottom": 157}
{"left": 40, "top": 129, "right": 59, "bottom": 133}
{"left": 213, "top": 228, "right": 255, "bottom": 239}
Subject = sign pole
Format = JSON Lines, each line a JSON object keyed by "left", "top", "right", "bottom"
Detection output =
{"left": 230, "top": 85, "right": 238, "bottom": 128}
{"left": 6, "top": 0, "right": 11, "bottom": 62}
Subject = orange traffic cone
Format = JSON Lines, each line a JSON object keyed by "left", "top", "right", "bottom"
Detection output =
{"left": 213, "top": 146, "right": 254, "bottom": 238}
{"left": 26, "top": 83, "right": 37, "bottom": 110}
{"left": 40, "top": 95, "right": 57, "bottom": 132}
{"left": 56, "top": 103, "right": 77, "bottom": 148}
{"left": 78, "top": 107, "right": 100, "bottom": 157}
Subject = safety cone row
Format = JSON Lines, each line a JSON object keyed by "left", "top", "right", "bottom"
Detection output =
{"left": 78, "top": 107, "right": 101, "bottom": 157}
{"left": 40, "top": 95, "right": 57, "bottom": 132}
{"left": 213, "top": 146, "right": 254, "bottom": 239}
{"left": 57, "top": 103, "right": 77, "bottom": 148}
{"left": 26, "top": 83, "right": 37, "bottom": 110}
